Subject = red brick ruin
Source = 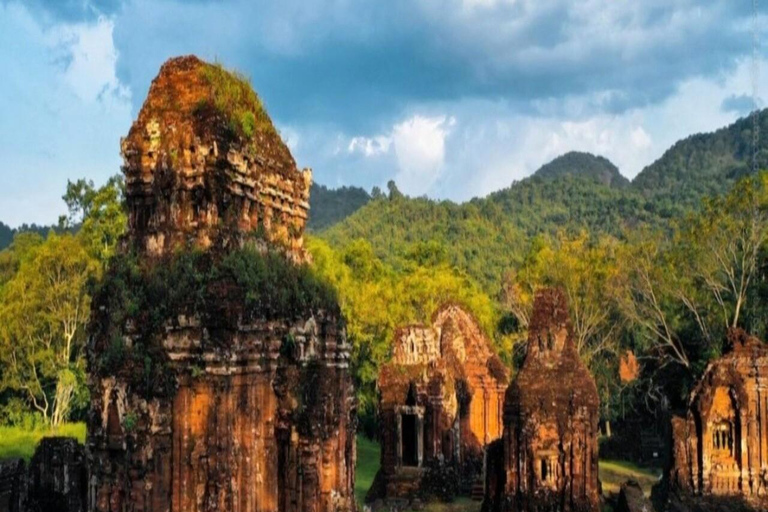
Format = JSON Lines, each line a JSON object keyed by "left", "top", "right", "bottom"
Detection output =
{"left": 668, "top": 328, "right": 768, "bottom": 507}
{"left": 368, "top": 304, "right": 509, "bottom": 504}
{"left": 85, "top": 56, "right": 356, "bottom": 512}
{"left": 483, "top": 288, "right": 600, "bottom": 512}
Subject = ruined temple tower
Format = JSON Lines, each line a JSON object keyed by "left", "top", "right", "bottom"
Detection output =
{"left": 369, "top": 304, "right": 509, "bottom": 503}
{"left": 483, "top": 288, "right": 599, "bottom": 512}
{"left": 86, "top": 56, "right": 356, "bottom": 512}
{"left": 668, "top": 328, "right": 768, "bottom": 504}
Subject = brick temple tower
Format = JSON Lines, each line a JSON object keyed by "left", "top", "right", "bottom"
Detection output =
{"left": 668, "top": 328, "right": 768, "bottom": 505}
{"left": 86, "top": 56, "right": 356, "bottom": 512}
{"left": 369, "top": 304, "right": 509, "bottom": 504}
{"left": 483, "top": 288, "right": 600, "bottom": 512}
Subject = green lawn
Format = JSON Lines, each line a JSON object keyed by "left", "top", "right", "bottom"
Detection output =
{"left": 0, "top": 422, "right": 86, "bottom": 461}
{"left": 356, "top": 435, "right": 381, "bottom": 504}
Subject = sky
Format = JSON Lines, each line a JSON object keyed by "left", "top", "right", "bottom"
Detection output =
{"left": 0, "top": 0, "right": 765, "bottom": 227}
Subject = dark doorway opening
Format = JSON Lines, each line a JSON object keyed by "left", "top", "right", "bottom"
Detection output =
{"left": 402, "top": 413, "right": 419, "bottom": 467}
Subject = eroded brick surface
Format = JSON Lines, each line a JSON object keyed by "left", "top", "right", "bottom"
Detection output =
{"left": 483, "top": 288, "right": 600, "bottom": 512}
{"left": 370, "top": 304, "right": 509, "bottom": 503}
{"left": 86, "top": 56, "right": 356, "bottom": 512}
{"left": 668, "top": 328, "right": 768, "bottom": 509}
{"left": 120, "top": 55, "right": 311, "bottom": 261}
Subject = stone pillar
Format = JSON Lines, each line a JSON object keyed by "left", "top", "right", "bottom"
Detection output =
{"left": 701, "top": 414, "right": 711, "bottom": 493}
{"left": 484, "top": 389, "right": 490, "bottom": 445}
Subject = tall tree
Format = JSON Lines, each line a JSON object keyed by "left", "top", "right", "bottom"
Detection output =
{"left": 60, "top": 176, "right": 126, "bottom": 264}
{"left": 0, "top": 233, "right": 99, "bottom": 426}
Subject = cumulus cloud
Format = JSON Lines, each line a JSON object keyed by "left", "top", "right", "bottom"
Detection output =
{"left": 348, "top": 136, "right": 392, "bottom": 157}
{"left": 100, "top": 0, "right": 760, "bottom": 131}
{"left": 0, "top": 3, "right": 132, "bottom": 226}
{"left": 1, "top": 0, "right": 764, "bottom": 223}
{"left": 392, "top": 115, "right": 454, "bottom": 196}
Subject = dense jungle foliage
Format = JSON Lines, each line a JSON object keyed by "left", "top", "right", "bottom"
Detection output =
{"left": 1, "top": 111, "right": 768, "bottom": 437}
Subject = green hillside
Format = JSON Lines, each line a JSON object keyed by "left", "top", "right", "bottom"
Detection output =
{"left": 321, "top": 175, "right": 656, "bottom": 294}
{"left": 534, "top": 151, "right": 629, "bottom": 188}
{"left": 631, "top": 109, "right": 768, "bottom": 217}
{"left": 319, "top": 111, "right": 768, "bottom": 293}
{"left": 308, "top": 183, "right": 371, "bottom": 231}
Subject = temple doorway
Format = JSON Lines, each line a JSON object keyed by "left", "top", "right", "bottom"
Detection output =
{"left": 402, "top": 413, "right": 419, "bottom": 467}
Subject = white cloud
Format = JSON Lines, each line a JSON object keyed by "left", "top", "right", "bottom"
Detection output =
{"left": 0, "top": 3, "right": 132, "bottom": 227}
{"left": 392, "top": 115, "right": 454, "bottom": 196}
{"left": 348, "top": 135, "right": 392, "bottom": 157}
{"left": 47, "top": 17, "right": 130, "bottom": 104}
{"left": 630, "top": 126, "right": 652, "bottom": 151}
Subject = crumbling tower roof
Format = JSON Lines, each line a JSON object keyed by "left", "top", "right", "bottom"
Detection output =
{"left": 121, "top": 55, "right": 311, "bottom": 259}
{"left": 506, "top": 288, "right": 598, "bottom": 423}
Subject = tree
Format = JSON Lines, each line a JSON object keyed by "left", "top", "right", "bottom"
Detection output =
{"left": 619, "top": 229, "right": 692, "bottom": 369}
{"left": 676, "top": 173, "right": 768, "bottom": 331}
{"left": 307, "top": 236, "right": 503, "bottom": 435}
{"left": 0, "top": 233, "right": 99, "bottom": 426}
{"left": 503, "top": 232, "right": 625, "bottom": 367}
{"left": 60, "top": 176, "right": 126, "bottom": 264}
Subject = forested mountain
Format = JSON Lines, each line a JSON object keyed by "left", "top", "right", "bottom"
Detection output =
{"left": 321, "top": 174, "right": 656, "bottom": 293}
{"left": 534, "top": 151, "right": 629, "bottom": 188}
{"left": 308, "top": 183, "right": 371, "bottom": 231}
{"left": 631, "top": 108, "right": 768, "bottom": 217}
{"left": 319, "top": 110, "right": 768, "bottom": 293}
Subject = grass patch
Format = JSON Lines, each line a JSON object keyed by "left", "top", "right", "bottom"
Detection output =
{"left": 0, "top": 422, "right": 85, "bottom": 461}
{"left": 598, "top": 459, "right": 661, "bottom": 497}
{"left": 198, "top": 62, "right": 274, "bottom": 139}
{"left": 355, "top": 435, "right": 480, "bottom": 512}
{"left": 356, "top": 435, "right": 381, "bottom": 504}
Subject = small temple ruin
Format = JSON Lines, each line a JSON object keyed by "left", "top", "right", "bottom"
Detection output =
{"left": 368, "top": 304, "right": 509, "bottom": 504}
{"left": 667, "top": 328, "right": 768, "bottom": 505}
{"left": 85, "top": 56, "right": 357, "bottom": 512}
{"left": 483, "top": 288, "right": 600, "bottom": 512}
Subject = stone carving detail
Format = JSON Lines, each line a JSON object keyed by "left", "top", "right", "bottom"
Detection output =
{"left": 370, "top": 304, "right": 509, "bottom": 502}
{"left": 86, "top": 56, "right": 356, "bottom": 512}
{"left": 668, "top": 328, "right": 768, "bottom": 505}
{"left": 483, "top": 288, "right": 600, "bottom": 512}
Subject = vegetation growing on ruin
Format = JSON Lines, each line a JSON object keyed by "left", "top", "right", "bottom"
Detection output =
{"left": 90, "top": 245, "right": 339, "bottom": 397}
{"left": 198, "top": 62, "right": 275, "bottom": 140}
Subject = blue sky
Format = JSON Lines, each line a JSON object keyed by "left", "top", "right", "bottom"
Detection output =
{"left": 0, "top": 0, "right": 764, "bottom": 226}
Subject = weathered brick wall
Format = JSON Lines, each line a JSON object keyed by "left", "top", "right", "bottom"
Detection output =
{"left": 0, "top": 438, "right": 86, "bottom": 512}
{"left": 667, "top": 328, "right": 768, "bottom": 507}
{"left": 371, "top": 303, "right": 508, "bottom": 504}
{"left": 484, "top": 288, "right": 600, "bottom": 512}
{"left": 28, "top": 438, "right": 86, "bottom": 512}
{"left": 0, "top": 459, "right": 26, "bottom": 512}
{"left": 86, "top": 56, "right": 356, "bottom": 512}
{"left": 120, "top": 56, "right": 311, "bottom": 261}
